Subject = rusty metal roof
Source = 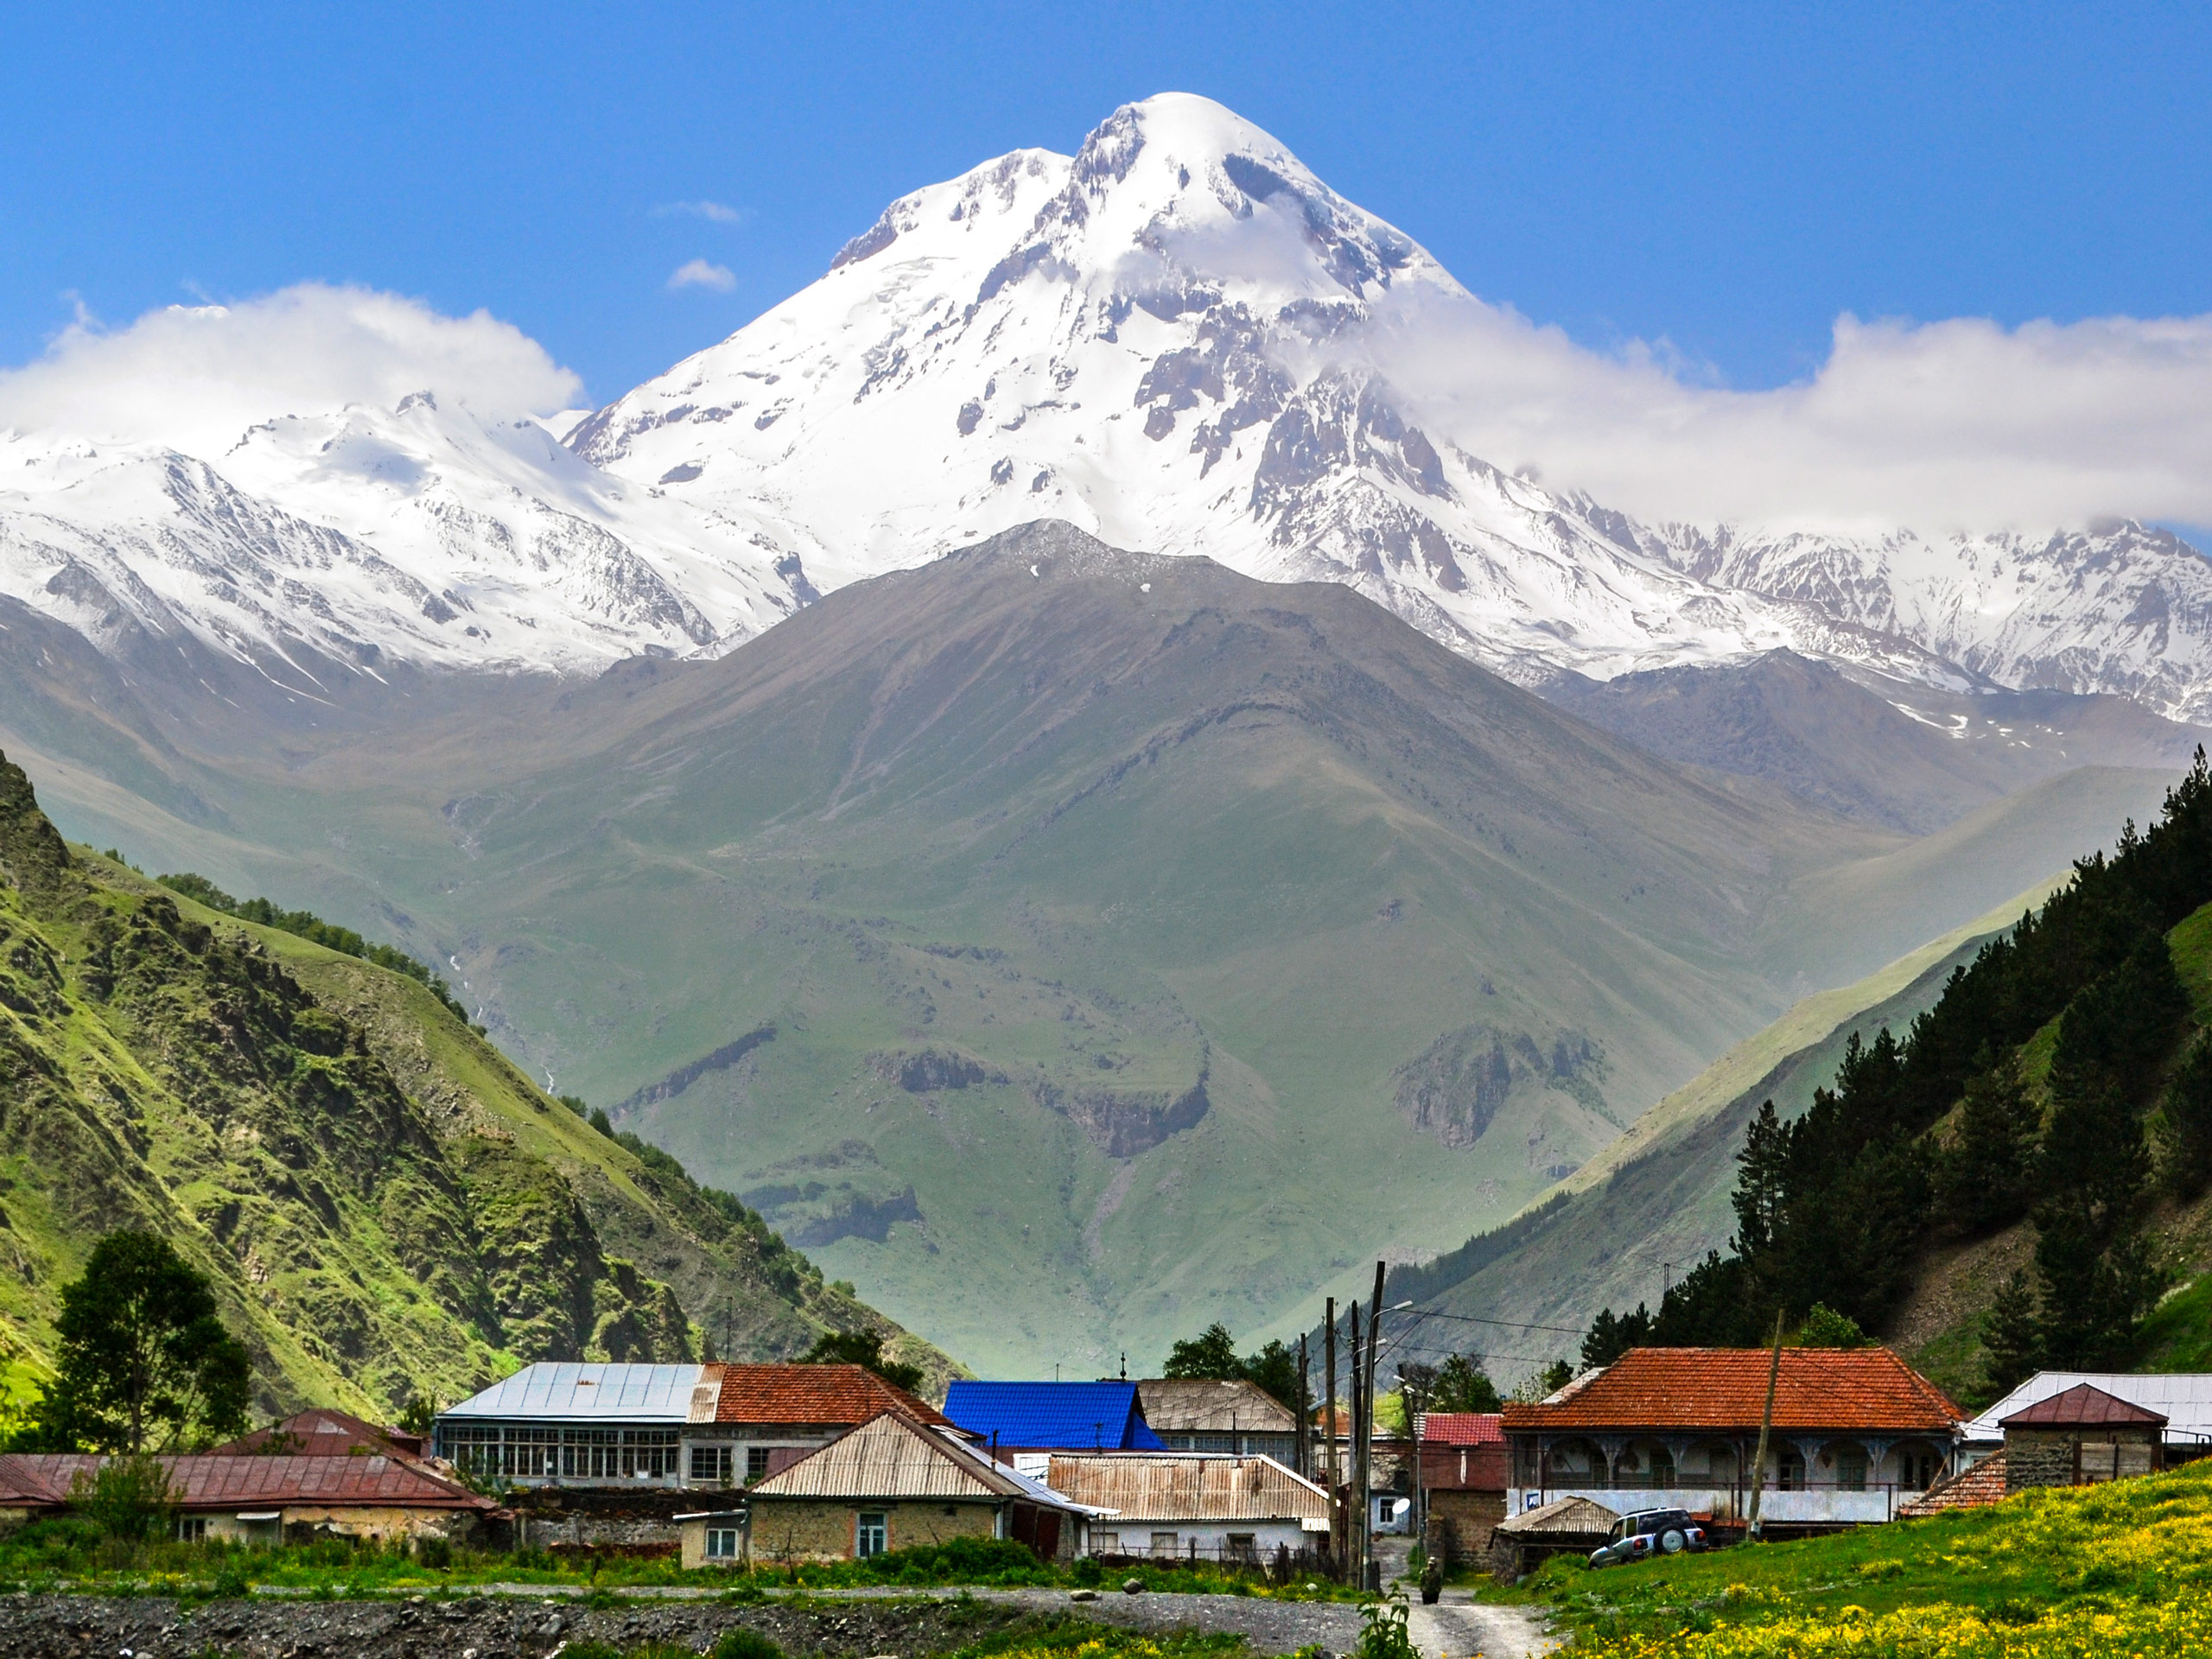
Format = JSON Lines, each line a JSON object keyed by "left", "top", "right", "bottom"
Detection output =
{"left": 2001, "top": 1382, "right": 2167, "bottom": 1429}
{"left": 748, "top": 1411, "right": 1032, "bottom": 1503}
{"left": 0, "top": 1453, "right": 488, "bottom": 1512}
{"left": 1042, "top": 1452, "right": 1325, "bottom": 1523}
{"left": 1136, "top": 1379, "right": 1296, "bottom": 1434}
{"left": 1495, "top": 1495, "right": 1618, "bottom": 1535}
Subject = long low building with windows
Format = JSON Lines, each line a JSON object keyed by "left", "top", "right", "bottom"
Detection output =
{"left": 434, "top": 1361, "right": 950, "bottom": 1491}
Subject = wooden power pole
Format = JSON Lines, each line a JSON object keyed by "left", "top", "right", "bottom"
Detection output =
{"left": 1746, "top": 1308, "right": 1787, "bottom": 1541}
{"left": 1323, "top": 1296, "right": 1338, "bottom": 1571}
{"left": 1297, "top": 1332, "right": 1312, "bottom": 1479}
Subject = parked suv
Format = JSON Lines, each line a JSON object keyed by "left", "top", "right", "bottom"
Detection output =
{"left": 1588, "top": 1508, "right": 1707, "bottom": 1567}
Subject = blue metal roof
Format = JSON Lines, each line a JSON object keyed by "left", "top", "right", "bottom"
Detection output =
{"left": 439, "top": 1363, "right": 705, "bottom": 1422}
{"left": 941, "top": 1381, "right": 1166, "bottom": 1451}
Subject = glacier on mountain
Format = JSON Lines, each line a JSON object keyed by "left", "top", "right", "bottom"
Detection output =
{"left": 6, "top": 92, "right": 2212, "bottom": 716}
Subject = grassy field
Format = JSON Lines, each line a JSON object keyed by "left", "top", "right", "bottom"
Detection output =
{"left": 1517, "top": 1456, "right": 2212, "bottom": 1656}
{"left": 0, "top": 1522, "right": 1362, "bottom": 1603}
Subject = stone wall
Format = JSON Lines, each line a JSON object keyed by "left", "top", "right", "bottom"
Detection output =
{"left": 1427, "top": 1489, "right": 1505, "bottom": 1563}
{"left": 749, "top": 1499, "right": 999, "bottom": 1563}
{"left": 2004, "top": 1427, "right": 2159, "bottom": 1493}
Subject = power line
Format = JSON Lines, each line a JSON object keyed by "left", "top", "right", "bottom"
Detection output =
{"left": 1397, "top": 1305, "right": 1589, "bottom": 1338}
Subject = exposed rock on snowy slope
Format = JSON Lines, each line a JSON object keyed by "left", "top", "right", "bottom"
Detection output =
{"left": 578, "top": 92, "right": 2212, "bottom": 717}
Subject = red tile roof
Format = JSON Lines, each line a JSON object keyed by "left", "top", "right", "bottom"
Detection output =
{"left": 1419, "top": 1413, "right": 1503, "bottom": 1446}
{"left": 1499, "top": 1347, "right": 1962, "bottom": 1434}
{"left": 2000, "top": 1383, "right": 2166, "bottom": 1429}
{"left": 709, "top": 1363, "right": 948, "bottom": 1428}
{"left": 0, "top": 1453, "right": 489, "bottom": 1511}
{"left": 1897, "top": 1452, "right": 2008, "bottom": 1516}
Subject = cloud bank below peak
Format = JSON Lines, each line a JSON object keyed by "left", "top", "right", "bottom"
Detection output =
{"left": 0, "top": 283, "right": 582, "bottom": 458}
{"left": 1346, "top": 289, "right": 2212, "bottom": 535}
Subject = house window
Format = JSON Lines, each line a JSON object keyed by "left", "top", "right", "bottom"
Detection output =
{"left": 175, "top": 1516, "right": 208, "bottom": 1544}
{"left": 746, "top": 1445, "right": 772, "bottom": 1482}
{"left": 623, "top": 1427, "right": 680, "bottom": 1478}
{"left": 1649, "top": 1449, "right": 1675, "bottom": 1490}
{"left": 856, "top": 1511, "right": 888, "bottom": 1558}
{"left": 1149, "top": 1531, "right": 1178, "bottom": 1557}
{"left": 1835, "top": 1446, "right": 1867, "bottom": 1492}
{"left": 1093, "top": 1530, "right": 1121, "bottom": 1555}
{"left": 563, "top": 1427, "right": 620, "bottom": 1479}
{"left": 1226, "top": 1533, "right": 1257, "bottom": 1561}
{"left": 690, "top": 1445, "right": 734, "bottom": 1485}
{"left": 706, "top": 1527, "right": 742, "bottom": 1560}
{"left": 1777, "top": 1449, "right": 1803, "bottom": 1491}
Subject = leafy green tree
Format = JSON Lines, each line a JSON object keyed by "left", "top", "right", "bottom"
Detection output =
{"left": 1796, "top": 1303, "right": 1866, "bottom": 1347}
{"left": 1938, "top": 1052, "right": 2043, "bottom": 1234}
{"left": 1432, "top": 1352, "right": 1502, "bottom": 1412}
{"left": 1981, "top": 1268, "right": 2044, "bottom": 1397}
{"left": 798, "top": 1329, "right": 925, "bottom": 1394}
{"left": 16, "top": 1232, "right": 249, "bottom": 1453}
{"left": 1162, "top": 1323, "right": 1243, "bottom": 1380}
{"left": 2158, "top": 1030, "right": 2212, "bottom": 1198}
{"left": 68, "top": 1452, "right": 177, "bottom": 1541}
{"left": 1240, "top": 1338, "right": 1300, "bottom": 1412}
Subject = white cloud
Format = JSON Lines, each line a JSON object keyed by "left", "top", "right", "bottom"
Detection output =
{"left": 668, "top": 259, "right": 738, "bottom": 294}
{"left": 654, "top": 200, "right": 747, "bottom": 225}
{"left": 1337, "top": 289, "right": 2212, "bottom": 534}
{"left": 0, "top": 283, "right": 581, "bottom": 457}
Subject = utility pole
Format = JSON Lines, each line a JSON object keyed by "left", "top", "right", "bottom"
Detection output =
{"left": 1348, "top": 1299, "right": 1363, "bottom": 1586}
{"left": 1746, "top": 1308, "right": 1787, "bottom": 1541}
{"left": 1297, "top": 1332, "right": 1312, "bottom": 1480}
{"left": 1353, "top": 1265, "right": 1371, "bottom": 1592}
{"left": 1323, "top": 1295, "right": 1338, "bottom": 1571}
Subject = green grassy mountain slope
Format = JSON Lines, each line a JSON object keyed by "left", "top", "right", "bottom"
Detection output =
{"left": 0, "top": 751, "right": 943, "bottom": 1416}
{"left": 0, "top": 520, "right": 2182, "bottom": 1376}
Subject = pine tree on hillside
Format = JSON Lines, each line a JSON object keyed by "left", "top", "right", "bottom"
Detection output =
{"left": 2034, "top": 1060, "right": 2160, "bottom": 1369}
{"left": 1981, "top": 1268, "right": 2043, "bottom": 1397}
{"left": 2158, "top": 1030, "right": 2212, "bottom": 1198}
{"left": 1939, "top": 1052, "right": 2042, "bottom": 1235}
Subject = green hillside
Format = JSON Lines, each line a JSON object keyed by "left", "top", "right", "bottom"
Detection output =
{"left": 0, "top": 750, "right": 944, "bottom": 1416}
{"left": 1532, "top": 1456, "right": 2212, "bottom": 1656}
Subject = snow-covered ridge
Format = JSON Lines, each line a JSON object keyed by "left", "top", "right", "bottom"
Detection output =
{"left": 5, "top": 92, "right": 2212, "bottom": 716}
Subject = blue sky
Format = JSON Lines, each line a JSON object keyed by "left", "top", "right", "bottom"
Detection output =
{"left": 5, "top": 2, "right": 2210, "bottom": 405}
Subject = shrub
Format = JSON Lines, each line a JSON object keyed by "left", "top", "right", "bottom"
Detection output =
{"left": 712, "top": 1629, "right": 785, "bottom": 1659}
{"left": 70, "top": 1454, "right": 176, "bottom": 1542}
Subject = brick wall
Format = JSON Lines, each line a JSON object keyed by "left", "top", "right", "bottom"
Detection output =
{"left": 2004, "top": 1427, "right": 2160, "bottom": 1493}
{"left": 1427, "top": 1489, "right": 1506, "bottom": 1563}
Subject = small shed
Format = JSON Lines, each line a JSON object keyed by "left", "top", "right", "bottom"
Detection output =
{"left": 1041, "top": 1452, "right": 1326, "bottom": 1561}
{"left": 1897, "top": 1451, "right": 2010, "bottom": 1516}
{"left": 2001, "top": 1383, "right": 2165, "bottom": 1491}
{"left": 747, "top": 1409, "right": 1095, "bottom": 1565}
{"left": 1487, "top": 1494, "right": 1616, "bottom": 1583}
{"left": 674, "top": 1508, "right": 748, "bottom": 1569}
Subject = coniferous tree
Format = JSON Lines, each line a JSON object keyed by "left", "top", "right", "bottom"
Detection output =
{"left": 2158, "top": 1030, "right": 2212, "bottom": 1198}
{"left": 1980, "top": 1268, "right": 2043, "bottom": 1397}
{"left": 1938, "top": 1052, "right": 2042, "bottom": 1234}
{"left": 1580, "top": 1306, "right": 1652, "bottom": 1370}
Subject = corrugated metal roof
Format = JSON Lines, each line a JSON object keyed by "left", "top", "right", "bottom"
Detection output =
{"left": 1965, "top": 1372, "right": 2212, "bottom": 1442}
{"left": 0, "top": 1453, "right": 488, "bottom": 1511}
{"left": 750, "top": 1411, "right": 1031, "bottom": 1502}
{"left": 2002, "top": 1382, "right": 2166, "bottom": 1429}
{"left": 943, "top": 1381, "right": 1164, "bottom": 1449}
{"left": 441, "top": 1363, "right": 703, "bottom": 1422}
{"left": 1042, "top": 1453, "right": 1326, "bottom": 1523}
{"left": 1136, "top": 1379, "right": 1295, "bottom": 1434}
{"left": 1496, "top": 1495, "right": 1618, "bottom": 1535}
{"left": 1500, "top": 1348, "right": 1961, "bottom": 1434}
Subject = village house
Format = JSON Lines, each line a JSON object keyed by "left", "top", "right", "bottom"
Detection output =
{"left": 1500, "top": 1346, "right": 1963, "bottom": 1529}
{"left": 1961, "top": 1371, "right": 2212, "bottom": 1467}
{"left": 0, "top": 1450, "right": 494, "bottom": 1546}
{"left": 1415, "top": 1411, "right": 1506, "bottom": 1563}
{"left": 1137, "top": 1379, "right": 1299, "bottom": 1465}
{"left": 1998, "top": 1383, "right": 2165, "bottom": 1491}
{"left": 1035, "top": 1451, "right": 1328, "bottom": 1562}
{"left": 433, "top": 1360, "right": 947, "bottom": 1491}
{"left": 744, "top": 1408, "right": 1098, "bottom": 1565}
{"left": 941, "top": 1380, "right": 1164, "bottom": 1452}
